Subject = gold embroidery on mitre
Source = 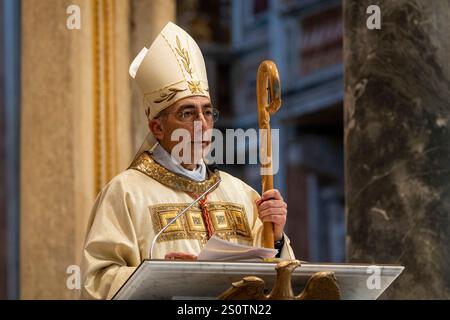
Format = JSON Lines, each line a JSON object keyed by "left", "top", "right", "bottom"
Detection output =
{"left": 187, "top": 80, "right": 204, "bottom": 94}
{"left": 175, "top": 36, "right": 193, "bottom": 78}
{"left": 129, "top": 151, "right": 221, "bottom": 194}
{"left": 174, "top": 35, "right": 206, "bottom": 94}
{"left": 152, "top": 87, "right": 187, "bottom": 104}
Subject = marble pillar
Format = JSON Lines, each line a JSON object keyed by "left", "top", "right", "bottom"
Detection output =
{"left": 0, "top": 2, "right": 6, "bottom": 298}
{"left": 345, "top": 0, "right": 450, "bottom": 298}
{"left": 21, "top": 0, "right": 132, "bottom": 299}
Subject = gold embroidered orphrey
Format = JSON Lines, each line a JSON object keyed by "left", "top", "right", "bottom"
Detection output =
{"left": 150, "top": 202, "right": 253, "bottom": 246}
{"left": 129, "top": 151, "right": 220, "bottom": 194}
{"left": 129, "top": 151, "right": 253, "bottom": 246}
{"left": 218, "top": 260, "right": 341, "bottom": 300}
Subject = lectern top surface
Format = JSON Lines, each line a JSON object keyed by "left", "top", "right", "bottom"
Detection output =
{"left": 113, "top": 260, "right": 404, "bottom": 300}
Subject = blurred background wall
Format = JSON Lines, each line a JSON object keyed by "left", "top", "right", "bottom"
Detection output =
{"left": 20, "top": 0, "right": 134, "bottom": 299}
{"left": 176, "top": 0, "right": 345, "bottom": 263}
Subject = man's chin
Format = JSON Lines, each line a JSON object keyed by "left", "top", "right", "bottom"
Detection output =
{"left": 192, "top": 142, "right": 211, "bottom": 153}
{"left": 192, "top": 141, "right": 211, "bottom": 147}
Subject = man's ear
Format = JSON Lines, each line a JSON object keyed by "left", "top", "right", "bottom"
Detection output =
{"left": 148, "top": 118, "right": 164, "bottom": 140}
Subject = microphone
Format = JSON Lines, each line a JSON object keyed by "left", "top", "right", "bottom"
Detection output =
{"left": 149, "top": 173, "right": 221, "bottom": 260}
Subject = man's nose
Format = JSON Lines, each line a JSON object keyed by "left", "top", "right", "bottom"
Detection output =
{"left": 197, "top": 112, "right": 209, "bottom": 130}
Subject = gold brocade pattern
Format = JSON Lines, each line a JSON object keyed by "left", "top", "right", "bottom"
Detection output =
{"left": 129, "top": 151, "right": 220, "bottom": 194}
{"left": 187, "top": 80, "right": 204, "bottom": 94}
{"left": 150, "top": 202, "right": 253, "bottom": 246}
{"left": 175, "top": 35, "right": 194, "bottom": 78}
{"left": 152, "top": 87, "right": 187, "bottom": 104}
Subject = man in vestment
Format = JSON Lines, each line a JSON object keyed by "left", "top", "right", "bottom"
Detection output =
{"left": 81, "top": 22, "right": 295, "bottom": 300}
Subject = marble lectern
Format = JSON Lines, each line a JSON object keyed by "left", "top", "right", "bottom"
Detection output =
{"left": 113, "top": 260, "right": 404, "bottom": 300}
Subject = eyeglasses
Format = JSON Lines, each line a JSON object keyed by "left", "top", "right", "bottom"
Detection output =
{"left": 159, "top": 107, "right": 220, "bottom": 123}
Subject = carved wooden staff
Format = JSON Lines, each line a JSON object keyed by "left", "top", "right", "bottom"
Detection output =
{"left": 257, "top": 60, "right": 282, "bottom": 249}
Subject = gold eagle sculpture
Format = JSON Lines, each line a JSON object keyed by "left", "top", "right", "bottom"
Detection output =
{"left": 218, "top": 260, "right": 341, "bottom": 300}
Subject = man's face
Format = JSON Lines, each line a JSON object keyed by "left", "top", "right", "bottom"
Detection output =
{"left": 149, "top": 96, "right": 215, "bottom": 166}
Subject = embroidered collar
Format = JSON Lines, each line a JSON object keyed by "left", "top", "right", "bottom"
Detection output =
{"left": 129, "top": 151, "right": 221, "bottom": 194}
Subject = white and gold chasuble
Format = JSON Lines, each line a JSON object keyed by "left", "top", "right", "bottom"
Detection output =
{"left": 81, "top": 152, "right": 295, "bottom": 299}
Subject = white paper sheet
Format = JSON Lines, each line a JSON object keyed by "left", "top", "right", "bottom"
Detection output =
{"left": 197, "top": 235, "right": 278, "bottom": 261}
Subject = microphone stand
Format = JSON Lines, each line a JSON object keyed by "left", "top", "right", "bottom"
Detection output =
{"left": 149, "top": 176, "right": 221, "bottom": 260}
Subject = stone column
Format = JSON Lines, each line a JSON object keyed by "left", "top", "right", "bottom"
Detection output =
{"left": 0, "top": 2, "right": 6, "bottom": 299}
{"left": 345, "top": 0, "right": 450, "bottom": 298}
{"left": 21, "top": 0, "right": 132, "bottom": 299}
{"left": 0, "top": 0, "right": 21, "bottom": 299}
{"left": 129, "top": 0, "right": 176, "bottom": 153}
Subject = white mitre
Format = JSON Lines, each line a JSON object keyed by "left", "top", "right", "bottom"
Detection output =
{"left": 129, "top": 21, "right": 210, "bottom": 121}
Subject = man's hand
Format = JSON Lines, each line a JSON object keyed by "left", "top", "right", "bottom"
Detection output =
{"left": 255, "top": 189, "right": 287, "bottom": 241}
{"left": 164, "top": 252, "right": 197, "bottom": 261}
